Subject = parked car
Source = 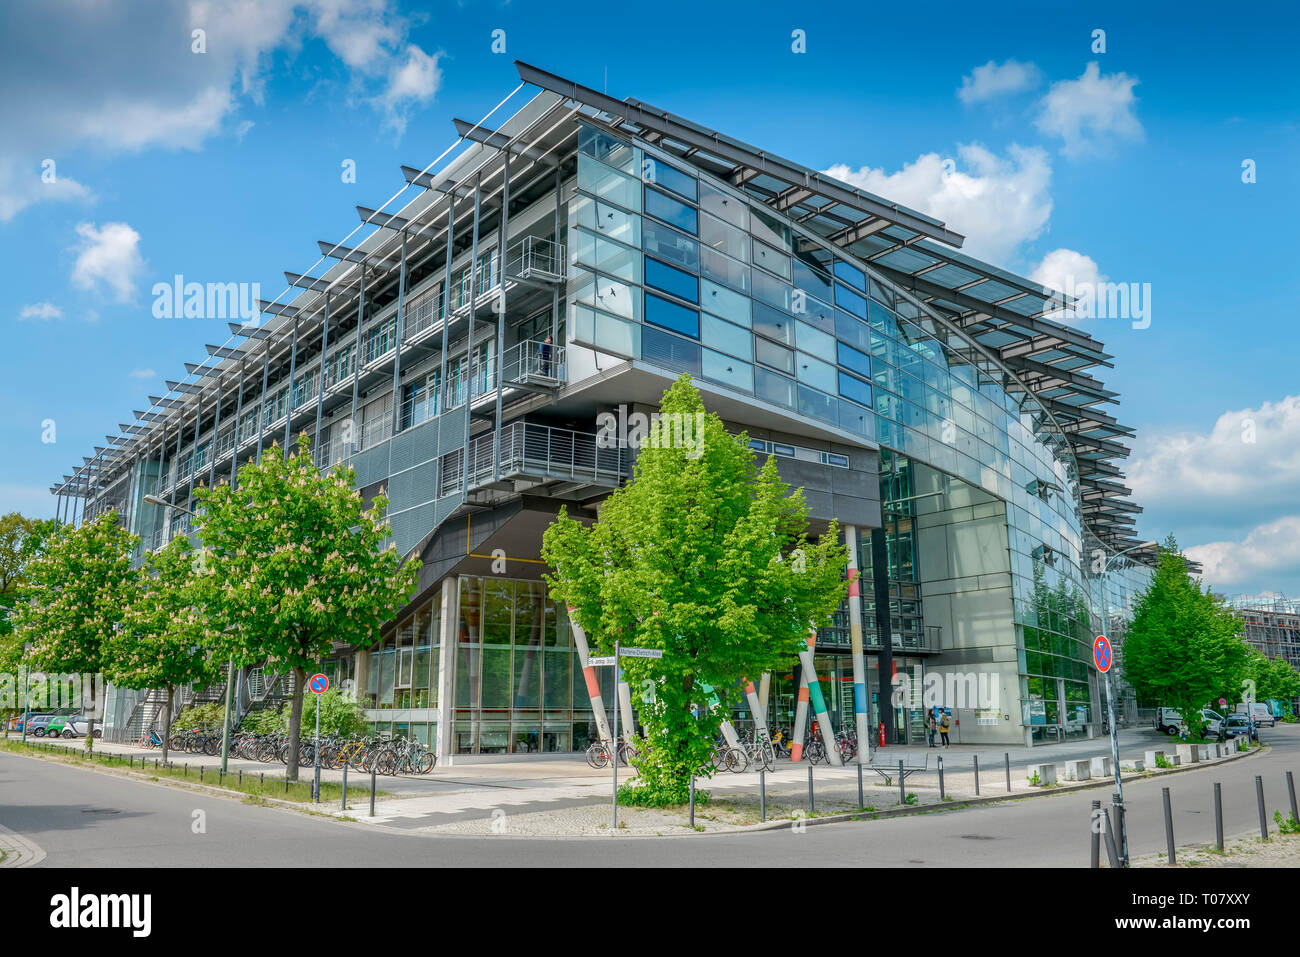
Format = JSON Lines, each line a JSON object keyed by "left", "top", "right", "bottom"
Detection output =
{"left": 24, "top": 714, "right": 56, "bottom": 737}
{"left": 46, "top": 716, "right": 85, "bottom": 738}
{"left": 1236, "top": 702, "right": 1275, "bottom": 728}
{"left": 1224, "top": 713, "right": 1251, "bottom": 738}
{"left": 1155, "top": 707, "right": 1185, "bottom": 735}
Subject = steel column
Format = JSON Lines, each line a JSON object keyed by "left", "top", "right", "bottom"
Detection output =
{"left": 845, "top": 524, "right": 869, "bottom": 762}
{"left": 283, "top": 318, "right": 299, "bottom": 449}
{"left": 390, "top": 233, "right": 409, "bottom": 438}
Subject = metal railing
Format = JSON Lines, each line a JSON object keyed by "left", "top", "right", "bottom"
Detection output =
{"left": 506, "top": 235, "right": 565, "bottom": 282}
{"left": 451, "top": 420, "right": 627, "bottom": 493}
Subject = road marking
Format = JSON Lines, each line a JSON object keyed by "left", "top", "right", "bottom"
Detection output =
{"left": 0, "top": 820, "right": 46, "bottom": 868}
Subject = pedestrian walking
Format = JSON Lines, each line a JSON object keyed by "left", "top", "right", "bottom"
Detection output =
{"left": 939, "top": 710, "right": 951, "bottom": 747}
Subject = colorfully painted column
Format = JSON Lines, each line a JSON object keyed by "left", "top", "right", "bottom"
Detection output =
{"left": 796, "top": 628, "right": 843, "bottom": 765}
{"left": 568, "top": 608, "right": 613, "bottom": 743}
{"left": 845, "top": 524, "right": 869, "bottom": 762}
{"left": 744, "top": 679, "right": 767, "bottom": 735}
{"left": 790, "top": 664, "right": 811, "bottom": 762}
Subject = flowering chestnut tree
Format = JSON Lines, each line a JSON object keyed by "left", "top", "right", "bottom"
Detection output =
{"left": 195, "top": 435, "right": 418, "bottom": 780}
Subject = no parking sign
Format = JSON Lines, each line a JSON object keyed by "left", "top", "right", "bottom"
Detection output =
{"left": 1093, "top": 635, "right": 1113, "bottom": 673}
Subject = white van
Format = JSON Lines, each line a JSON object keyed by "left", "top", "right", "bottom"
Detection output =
{"left": 1236, "top": 702, "right": 1275, "bottom": 728}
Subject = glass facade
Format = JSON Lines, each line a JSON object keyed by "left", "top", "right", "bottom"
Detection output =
{"left": 569, "top": 120, "right": 1101, "bottom": 746}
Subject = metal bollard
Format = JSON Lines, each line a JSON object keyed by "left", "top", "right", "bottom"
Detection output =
{"left": 760, "top": 769, "right": 766, "bottom": 821}
{"left": 285, "top": 777, "right": 289, "bottom": 795}
{"left": 1112, "top": 794, "right": 1128, "bottom": 867}
{"left": 974, "top": 755, "right": 980, "bottom": 796}
{"left": 1090, "top": 799, "right": 1101, "bottom": 869}
{"left": 898, "top": 759, "right": 905, "bottom": 806}
{"left": 1256, "top": 775, "right": 1268, "bottom": 840}
{"left": 857, "top": 764, "right": 864, "bottom": 807}
{"left": 938, "top": 755, "right": 945, "bottom": 801}
{"left": 1101, "top": 806, "right": 1121, "bottom": 868}
{"left": 369, "top": 765, "right": 377, "bottom": 817}
{"left": 1162, "top": 787, "right": 1176, "bottom": 865}
{"left": 689, "top": 775, "right": 695, "bottom": 828}
{"left": 200, "top": 766, "right": 204, "bottom": 783}
{"left": 1287, "top": 771, "right": 1298, "bottom": 824}
{"left": 808, "top": 763, "right": 815, "bottom": 814}
{"left": 342, "top": 764, "right": 348, "bottom": 811}
{"left": 238, "top": 769, "right": 243, "bottom": 788}
{"left": 1005, "top": 752, "right": 1011, "bottom": 792}
{"left": 1214, "top": 782, "right": 1224, "bottom": 852}
{"left": 259, "top": 772, "right": 264, "bottom": 786}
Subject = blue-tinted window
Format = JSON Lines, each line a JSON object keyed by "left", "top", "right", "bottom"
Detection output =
{"left": 835, "top": 282, "right": 868, "bottom": 319}
{"left": 838, "top": 371, "right": 872, "bottom": 406}
{"left": 834, "top": 260, "right": 866, "bottom": 292}
{"left": 643, "top": 157, "right": 697, "bottom": 200}
{"left": 645, "top": 187, "right": 697, "bottom": 234}
{"left": 645, "top": 293, "right": 699, "bottom": 338}
{"left": 642, "top": 325, "right": 702, "bottom": 375}
{"left": 798, "top": 384, "right": 838, "bottom": 425}
{"left": 868, "top": 299, "right": 895, "bottom": 332}
{"left": 645, "top": 258, "right": 699, "bottom": 303}
{"left": 837, "top": 341, "right": 871, "bottom": 377}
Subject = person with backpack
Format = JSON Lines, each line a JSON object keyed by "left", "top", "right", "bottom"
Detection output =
{"left": 938, "top": 710, "right": 951, "bottom": 747}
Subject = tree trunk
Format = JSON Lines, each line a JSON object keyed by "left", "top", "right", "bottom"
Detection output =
{"left": 286, "top": 666, "right": 306, "bottom": 782}
{"left": 160, "top": 684, "right": 173, "bottom": 767}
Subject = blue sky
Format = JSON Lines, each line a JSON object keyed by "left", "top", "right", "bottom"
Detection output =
{"left": 3, "top": 0, "right": 1298, "bottom": 597}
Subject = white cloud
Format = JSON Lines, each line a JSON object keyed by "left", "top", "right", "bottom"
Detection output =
{"left": 18, "top": 301, "right": 63, "bottom": 321}
{"left": 1031, "top": 248, "right": 1106, "bottom": 323}
{"left": 129, "top": 368, "right": 157, "bottom": 378}
{"left": 0, "top": 1, "right": 440, "bottom": 220}
{"left": 1129, "top": 394, "right": 1300, "bottom": 517}
{"left": 1187, "top": 516, "right": 1300, "bottom": 589}
{"left": 1036, "top": 62, "right": 1142, "bottom": 158}
{"left": 958, "top": 59, "right": 1042, "bottom": 104}
{"left": 825, "top": 143, "right": 1052, "bottom": 265}
{"left": 70, "top": 221, "right": 145, "bottom": 303}
{"left": 376, "top": 46, "right": 443, "bottom": 136}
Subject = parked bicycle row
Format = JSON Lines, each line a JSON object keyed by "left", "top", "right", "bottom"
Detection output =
{"left": 132, "top": 729, "right": 437, "bottom": 775}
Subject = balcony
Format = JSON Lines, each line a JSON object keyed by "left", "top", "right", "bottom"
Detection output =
{"left": 441, "top": 420, "right": 627, "bottom": 502}
{"left": 505, "top": 236, "right": 565, "bottom": 284}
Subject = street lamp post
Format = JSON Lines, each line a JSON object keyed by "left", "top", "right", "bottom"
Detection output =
{"left": 1099, "top": 539, "right": 1156, "bottom": 868}
{"left": 143, "top": 495, "right": 236, "bottom": 773}
{"left": 20, "top": 642, "right": 33, "bottom": 745}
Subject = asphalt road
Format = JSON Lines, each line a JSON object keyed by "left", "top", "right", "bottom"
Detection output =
{"left": 1, "top": 725, "right": 1296, "bottom": 866}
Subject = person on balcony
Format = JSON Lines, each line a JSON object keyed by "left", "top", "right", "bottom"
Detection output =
{"left": 540, "top": 336, "right": 553, "bottom": 377}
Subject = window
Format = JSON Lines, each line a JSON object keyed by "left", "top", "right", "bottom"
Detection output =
{"left": 702, "top": 349, "right": 753, "bottom": 392}
{"left": 837, "top": 341, "right": 871, "bottom": 377}
{"left": 798, "top": 384, "right": 838, "bottom": 425}
{"left": 834, "top": 309, "right": 871, "bottom": 351}
{"left": 700, "top": 313, "right": 752, "bottom": 360}
{"left": 793, "top": 259, "right": 833, "bottom": 303}
{"left": 795, "top": 321, "right": 836, "bottom": 361}
{"left": 642, "top": 156, "right": 696, "bottom": 200}
{"left": 580, "top": 154, "right": 641, "bottom": 212}
{"left": 699, "top": 212, "right": 748, "bottom": 262}
{"left": 751, "top": 239, "right": 791, "bottom": 279}
{"left": 700, "top": 279, "right": 750, "bottom": 327}
{"left": 644, "top": 293, "right": 699, "bottom": 338}
{"left": 644, "top": 186, "right": 697, "bottom": 234}
{"left": 835, "top": 282, "right": 868, "bottom": 319}
{"left": 579, "top": 124, "right": 635, "bottom": 173}
{"left": 699, "top": 181, "right": 747, "bottom": 228}
{"left": 838, "top": 371, "right": 872, "bottom": 407}
{"left": 834, "top": 260, "right": 866, "bottom": 292}
{"left": 645, "top": 258, "right": 699, "bottom": 303}
{"left": 573, "top": 228, "right": 640, "bottom": 283}
{"left": 642, "top": 220, "right": 698, "bottom": 270}
{"left": 699, "top": 248, "right": 749, "bottom": 292}
{"left": 755, "top": 368, "right": 796, "bottom": 409}
{"left": 795, "top": 353, "right": 836, "bottom": 392}
{"left": 571, "top": 304, "right": 639, "bottom": 359}
{"left": 753, "top": 302, "right": 793, "bottom": 345}
{"left": 642, "top": 325, "right": 702, "bottom": 375}
{"left": 755, "top": 337, "right": 794, "bottom": 374}
{"left": 572, "top": 193, "right": 640, "bottom": 247}
{"left": 752, "top": 269, "right": 792, "bottom": 311}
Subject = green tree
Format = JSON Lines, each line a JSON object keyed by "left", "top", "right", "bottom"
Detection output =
{"left": 1121, "top": 536, "right": 1250, "bottom": 739}
{"left": 542, "top": 376, "right": 847, "bottom": 804}
{"left": 107, "top": 537, "right": 222, "bottom": 766}
{"left": 194, "top": 435, "right": 418, "bottom": 780}
{"left": 0, "top": 514, "right": 50, "bottom": 716}
{"left": 1247, "top": 651, "right": 1300, "bottom": 710}
{"left": 10, "top": 513, "right": 139, "bottom": 719}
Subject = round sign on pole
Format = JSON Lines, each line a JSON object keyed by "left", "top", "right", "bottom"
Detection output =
{"left": 309, "top": 673, "right": 329, "bottom": 695}
{"left": 1219, "top": 697, "right": 1227, "bottom": 708}
{"left": 1093, "top": 635, "right": 1113, "bottom": 673}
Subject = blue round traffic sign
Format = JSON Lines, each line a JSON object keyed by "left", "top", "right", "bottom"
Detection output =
{"left": 1093, "top": 635, "right": 1113, "bottom": 673}
{"left": 309, "top": 673, "right": 329, "bottom": 695}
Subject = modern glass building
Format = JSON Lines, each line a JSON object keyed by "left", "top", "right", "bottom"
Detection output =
{"left": 55, "top": 63, "right": 1174, "bottom": 755}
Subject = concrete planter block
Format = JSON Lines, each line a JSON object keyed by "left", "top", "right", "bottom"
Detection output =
{"left": 1175, "top": 744, "right": 1199, "bottom": 765}
{"left": 1197, "top": 744, "right": 1213, "bottom": 761}
{"left": 1060, "top": 759, "right": 1091, "bottom": 782}
{"left": 1090, "top": 756, "right": 1112, "bottom": 777}
{"left": 1027, "top": 763, "right": 1057, "bottom": 786}
{"left": 1144, "top": 749, "right": 1166, "bottom": 769}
